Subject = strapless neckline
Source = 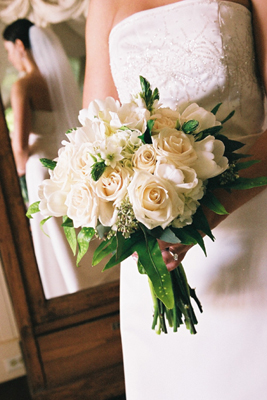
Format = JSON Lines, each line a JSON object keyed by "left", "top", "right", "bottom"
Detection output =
{"left": 110, "top": 0, "right": 251, "bottom": 39}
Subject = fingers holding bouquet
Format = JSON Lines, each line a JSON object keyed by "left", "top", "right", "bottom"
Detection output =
{"left": 159, "top": 240, "right": 194, "bottom": 271}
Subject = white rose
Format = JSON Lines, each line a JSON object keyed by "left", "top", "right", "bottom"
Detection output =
{"left": 155, "top": 162, "right": 198, "bottom": 193}
{"left": 65, "top": 181, "right": 98, "bottom": 228}
{"left": 153, "top": 127, "right": 197, "bottom": 167}
{"left": 49, "top": 143, "right": 77, "bottom": 190}
{"left": 69, "top": 142, "right": 96, "bottom": 181}
{"left": 179, "top": 103, "right": 221, "bottom": 133}
{"left": 127, "top": 170, "right": 184, "bottom": 230}
{"left": 150, "top": 107, "right": 180, "bottom": 132}
{"left": 38, "top": 179, "right": 68, "bottom": 217}
{"left": 116, "top": 101, "right": 150, "bottom": 133}
{"left": 192, "top": 135, "right": 229, "bottom": 180}
{"left": 95, "top": 165, "right": 132, "bottom": 226}
{"left": 132, "top": 144, "right": 157, "bottom": 173}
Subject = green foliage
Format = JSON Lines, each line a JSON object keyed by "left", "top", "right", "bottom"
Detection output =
{"left": 91, "top": 161, "right": 106, "bottom": 181}
{"left": 139, "top": 76, "right": 159, "bottom": 112}
{"left": 40, "top": 158, "right": 57, "bottom": 170}
{"left": 26, "top": 201, "right": 40, "bottom": 219}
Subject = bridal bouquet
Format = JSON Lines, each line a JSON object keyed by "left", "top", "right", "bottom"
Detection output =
{"left": 27, "top": 77, "right": 267, "bottom": 334}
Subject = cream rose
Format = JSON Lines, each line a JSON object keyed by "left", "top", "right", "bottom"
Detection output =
{"left": 65, "top": 182, "right": 98, "bottom": 228}
{"left": 38, "top": 179, "right": 68, "bottom": 217}
{"left": 179, "top": 103, "right": 221, "bottom": 133}
{"left": 153, "top": 127, "right": 197, "bottom": 167}
{"left": 95, "top": 164, "right": 132, "bottom": 226}
{"left": 127, "top": 170, "right": 184, "bottom": 229}
{"left": 132, "top": 144, "right": 157, "bottom": 173}
{"left": 50, "top": 143, "right": 76, "bottom": 189}
{"left": 192, "top": 135, "right": 229, "bottom": 180}
{"left": 150, "top": 107, "right": 180, "bottom": 132}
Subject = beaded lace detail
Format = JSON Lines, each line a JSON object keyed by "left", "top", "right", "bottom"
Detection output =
{"left": 109, "top": 0, "right": 264, "bottom": 143}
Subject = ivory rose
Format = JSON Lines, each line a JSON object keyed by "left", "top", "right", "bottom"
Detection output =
{"left": 192, "top": 135, "right": 229, "bottom": 180}
{"left": 150, "top": 107, "right": 180, "bottom": 132}
{"left": 127, "top": 170, "right": 184, "bottom": 229}
{"left": 65, "top": 181, "right": 98, "bottom": 228}
{"left": 38, "top": 179, "right": 69, "bottom": 217}
{"left": 153, "top": 127, "right": 197, "bottom": 166}
{"left": 132, "top": 144, "right": 157, "bottom": 173}
{"left": 95, "top": 164, "right": 132, "bottom": 226}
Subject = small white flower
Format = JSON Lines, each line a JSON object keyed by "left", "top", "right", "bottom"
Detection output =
{"left": 100, "top": 141, "right": 124, "bottom": 168}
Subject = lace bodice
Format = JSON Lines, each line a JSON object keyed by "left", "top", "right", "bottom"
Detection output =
{"left": 109, "top": 0, "right": 265, "bottom": 145}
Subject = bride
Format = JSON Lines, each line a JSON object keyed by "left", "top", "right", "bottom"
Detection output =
{"left": 83, "top": 0, "right": 267, "bottom": 399}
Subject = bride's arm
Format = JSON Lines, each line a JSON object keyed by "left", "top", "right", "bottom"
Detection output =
{"left": 82, "top": 0, "right": 120, "bottom": 107}
{"left": 161, "top": 0, "right": 267, "bottom": 270}
{"left": 11, "top": 78, "right": 32, "bottom": 176}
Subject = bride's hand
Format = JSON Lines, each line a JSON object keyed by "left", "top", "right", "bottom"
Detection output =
{"left": 158, "top": 239, "right": 194, "bottom": 271}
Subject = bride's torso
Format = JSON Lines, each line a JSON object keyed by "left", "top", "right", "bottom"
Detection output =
{"left": 109, "top": 0, "right": 264, "bottom": 146}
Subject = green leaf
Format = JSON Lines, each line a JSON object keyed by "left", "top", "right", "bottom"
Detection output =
{"left": 221, "top": 109, "right": 235, "bottom": 124}
{"left": 96, "top": 224, "right": 112, "bottom": 239}
{"left": 181, "top": 225, "right": 207, "bottom": 256}
{"left": 197, "top": 125, "right": 223, "bottom": 138}
{"left": 137, "top": 259, "right": 146, "bottom": 274}
{"left": 191, "top": 206, "right": 215, "bottom": 241}
{"left": 138, "top": 119, "right": 154, "bottom": 144}
{"left": 91, "top": 161, "right": 106, "bottom": 181}
{"left": 133, "top": 226, "right": 174, "bottom": 309}
{"left": 26, "top": 201, "right": 40, "bottom": 219}
{"left": 139, "top": 76, "right": 159, "bottom": 112}
{"left": 77, "top": 227, "right": 95, "bottom": 265}
{"left": 170, "top": 227, "right": 198, "bottom": 246}
{"left": 182, "top": 119, "right": 199, "bottom": 134}
{"left": 92, "top": 236, "right": 117, "bottom": 266}
{"left": 61, "top": 217, "right": 74, "bottom": 227}
{"left": 40, "top": 216, "right": 52, "bottom": 236}
{"left": 216, "top": 134, "right": 244, "bottom": 153}
{"left": 158, "top": 227, "right": 181, "bottom": 244}
{"left": 235, "top": 159, "right": 260, "bottom": 171}
{"left": 62, "top": 216, "right": 77, "bottom": 256}
{"left": 103, "top": 230, "right": 143, "bottom": 270}
{"left": 200, "top": 191, "right": 229, "bottom": 215}
{"left": 223, "top": 176, "right": 267, "bottom": 190}
{"left": 211, "top": 103, "right": 222, "bottom": 115}
{"left": 40, "top": 158, "right": 57, "bottom": 170}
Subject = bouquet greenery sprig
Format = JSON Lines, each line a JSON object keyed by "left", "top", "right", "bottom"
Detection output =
{"left": 27, "top": 77, "right": 267, "bottom": 334}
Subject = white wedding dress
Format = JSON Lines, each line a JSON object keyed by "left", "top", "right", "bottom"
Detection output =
{"left": 109, "top": 1, "right": 267, "bottom": 399}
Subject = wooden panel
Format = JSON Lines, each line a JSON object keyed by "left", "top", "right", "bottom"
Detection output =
{"left": 33, "top": 364, "right": 125, "bottom": 400}
{"left": 38, "top": 313, "right": 123, "bottom": 388}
